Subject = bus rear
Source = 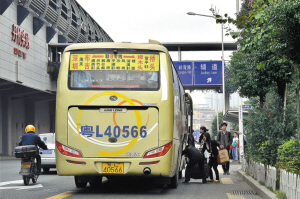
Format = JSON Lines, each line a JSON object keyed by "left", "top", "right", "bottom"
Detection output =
{"left": 55, "top": 42, "right": 185, "bottom": 188}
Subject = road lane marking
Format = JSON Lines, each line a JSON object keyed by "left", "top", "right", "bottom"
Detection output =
{"left": 46, "top": 191, "right": 75, "bottom": 199}
{"left": 0, "top": 180, "right": 23, "bottom": 186}
{"left": 0, "top": 184, "right": 43, "bottom": 190}
{"left": 0, "top": 180, "right": 43, "bottom": 190}
{"left": 226, "top": 193, "right": 245, "bottom": 199}
{"left": 221, "top": 178, "right": 234, "bottom": 184}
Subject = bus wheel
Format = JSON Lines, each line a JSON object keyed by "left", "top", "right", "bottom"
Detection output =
{"left": 90, "top": 176, "right": 102, "bottom": 188}
{"left": 75, "top": 176, "right": 87, "bottom": 188}
{"left": 168, "top": 170, "right": 178, "bottom": 189}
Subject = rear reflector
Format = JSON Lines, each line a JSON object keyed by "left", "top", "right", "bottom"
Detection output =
{"left": 56, "top": 141, "right": 82, "bottom": 158}
{"left": 66, "top": 160, "right": 86, "bottom": 165}
{"left": 139, "top": 161, "right": 160, "bottom": 165}
{"left": 143, "top": 142, "right": 172, "bottom": 158}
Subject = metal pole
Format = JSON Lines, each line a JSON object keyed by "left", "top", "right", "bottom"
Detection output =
{"left": 221, "top": 23, "right": 225, "bottom": 116}
{"left": 216, "top": 92, "right": 219, "bottom": 132}
{"left": 239, "top": 96, "right": 244, "bottom": 162}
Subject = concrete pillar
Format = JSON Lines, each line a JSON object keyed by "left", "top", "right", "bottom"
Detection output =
{"left": 1, "top": 96, "right": 12, "bottom": 155}
{"left": 25, "top": 99, "right": 35, "bottom": 126}
{"left": 0, "top": 96, "right": 2, "bottom": 153}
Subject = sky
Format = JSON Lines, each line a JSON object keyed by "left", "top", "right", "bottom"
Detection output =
{"left": 76, "top": 0, "right": 241, "bottom": 104}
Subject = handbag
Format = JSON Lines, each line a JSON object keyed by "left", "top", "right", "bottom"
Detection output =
{"left": 218, "top": 149, "right": 229, "bottom": 165}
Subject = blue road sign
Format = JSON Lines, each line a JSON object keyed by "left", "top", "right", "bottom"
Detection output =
{"left": 194, "top": 61, "right": 222, "bottom": 85}
{"left": 242, "top": 104, "right": 252, "bottom": 109}
{"left": 173, "top": 61, "right": 193, "bottom": 86}
{"left": 193, "top": 129, "right": 200, "bottom": 141}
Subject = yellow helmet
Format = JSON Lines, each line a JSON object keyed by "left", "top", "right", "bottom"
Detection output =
{"left": 25, "top": 125, "right": 35, "bottom": 133}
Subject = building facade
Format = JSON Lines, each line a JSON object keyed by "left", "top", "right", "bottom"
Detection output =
{"left": 0, "top": 0, "right": 113, "bottom": 155}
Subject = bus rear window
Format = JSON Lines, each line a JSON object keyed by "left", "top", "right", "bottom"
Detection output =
{"left": 69, "top": 52, "right": 160, "bottom": 90}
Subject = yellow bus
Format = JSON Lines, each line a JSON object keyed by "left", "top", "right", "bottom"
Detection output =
{"left": 55, "top": 40, "right": 188, "bottom": 188}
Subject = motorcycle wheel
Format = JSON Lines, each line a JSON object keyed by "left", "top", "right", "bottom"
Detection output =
{"left": 32, "top": 163, "right": 39, "bottom": 183}
{"left": 23, "top": 176, "right": 30, "bottom": 185}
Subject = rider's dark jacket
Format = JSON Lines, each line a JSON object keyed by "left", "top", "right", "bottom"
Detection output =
{"left": 18, "top": 132, "right": 48, "bottom": 155}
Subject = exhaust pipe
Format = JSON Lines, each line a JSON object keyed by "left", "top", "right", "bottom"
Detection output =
{"left": 143, "top": 167, "right": 151, "bottom": 175}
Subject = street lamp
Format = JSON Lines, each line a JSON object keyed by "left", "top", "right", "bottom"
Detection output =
{"left": 187, "top": 11, "right": 226, "bottom": 118}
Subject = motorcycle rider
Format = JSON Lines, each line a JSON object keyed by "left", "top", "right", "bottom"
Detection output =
{"left": 19, "top": 125, "right": 48, "bottom": 174}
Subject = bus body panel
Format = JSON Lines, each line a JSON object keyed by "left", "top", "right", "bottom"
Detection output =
{"left": 68, "top": 107, "right": 159, "bottom": 158}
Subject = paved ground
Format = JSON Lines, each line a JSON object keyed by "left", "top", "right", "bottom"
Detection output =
{"left": 0, "top": 159, "right": 263, "bottom": 199}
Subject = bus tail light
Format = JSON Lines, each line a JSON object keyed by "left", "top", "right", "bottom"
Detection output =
{"left": 143, "top": 142, "right": 172, "bottom": 158}
{"left": 56, "top": 141, "right": 82, "bottom": 158}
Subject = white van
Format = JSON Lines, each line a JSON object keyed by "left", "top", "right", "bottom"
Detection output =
{"left": 39, "top": 133, "right": 55, "bottom": 172}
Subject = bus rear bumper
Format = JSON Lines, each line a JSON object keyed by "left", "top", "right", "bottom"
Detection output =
{"left": 56, "top": 150, "right": 174, "bottom": 177}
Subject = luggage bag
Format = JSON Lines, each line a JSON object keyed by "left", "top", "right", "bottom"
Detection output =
{"left": 190, "top": 163, "right": 209, "bottom": 179}
{"left": 14, "top": 145, "right": 37, "bottom": 158}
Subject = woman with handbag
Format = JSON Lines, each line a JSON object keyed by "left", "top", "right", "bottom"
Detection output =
{"left": 201, "top": 133, "right": 220, "bottom": 183}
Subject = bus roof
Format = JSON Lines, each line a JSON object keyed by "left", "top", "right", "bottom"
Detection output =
{"left": 64, "top": 42, "right": 169, "bottom": 54}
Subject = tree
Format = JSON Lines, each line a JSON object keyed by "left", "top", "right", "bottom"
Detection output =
{"left": 211, "top": 111, "right": 223, "bottom": 138}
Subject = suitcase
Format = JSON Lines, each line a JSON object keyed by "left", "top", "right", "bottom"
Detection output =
{"left": 190, "top": 163, "right": 209, "bottom": 179}
{"left": 14, "top": 145, "right": 37, "bottom": 158}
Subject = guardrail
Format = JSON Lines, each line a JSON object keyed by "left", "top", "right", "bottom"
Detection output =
{"left": 241, "top": 159, "right": 300, "bottom": 198}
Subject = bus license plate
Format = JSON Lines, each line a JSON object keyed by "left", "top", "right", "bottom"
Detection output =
{"left": 21, "top": 162, "right": 31, "bottom": 168}
{"left": 102, "top": 163, "right": 124, "bottom": 174}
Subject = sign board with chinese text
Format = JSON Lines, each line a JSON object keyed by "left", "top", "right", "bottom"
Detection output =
{"left": 70, "top": 54, "right": 159, "bottom": 71}
{"left": 242, "top": 104, "right": 252, "bottom": 109}
{"left": 173, "top": 61, "right": 193, "bottom": 86}
{"left": 173, "top": 61, "right": 223, "bottom": 90}
{"left": 194, "top": 61, "right": 222, "bottom": 85}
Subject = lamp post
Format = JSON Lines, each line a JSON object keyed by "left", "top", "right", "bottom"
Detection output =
{"left": 187, "top": 12, "right": 226, "bottom": 117}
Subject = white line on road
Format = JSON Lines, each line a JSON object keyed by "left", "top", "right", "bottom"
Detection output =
{"left": 0, "top": 179, "right": 43, "bottom": 190}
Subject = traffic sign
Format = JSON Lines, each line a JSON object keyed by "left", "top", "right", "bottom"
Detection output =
{"left": 242, "top": 104, "right": 252, "bottom": 109}
{"left": 173, "top": 61, "right": 193, "bottom": 86}
{"left": 194, "top": 61, "right": 222, "bottom": 85}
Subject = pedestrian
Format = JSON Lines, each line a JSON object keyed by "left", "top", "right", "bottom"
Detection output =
{"left": 217, "top": 122, "right": 232, "bottom": 175}
{"left": 187, "top": 127, "right": 195, "bottom": 147}
{"left": 199, "top": 126, "right": 208, "bottom": 148}
{"left": 182, "top": 145, "right": 207, "bottom": 184}
{"left": 232, "top": 132, "right": 239, "bottom": 161}
{"left": 201, "top": 132, "right": 220, "bottom": 183}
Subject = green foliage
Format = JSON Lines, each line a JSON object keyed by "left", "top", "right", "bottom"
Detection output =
{"left": 259, "top": 181, "right": 265, "bottom": 186}
{"left": 211, "top": 111, "right": 223, "bottom": 139}
{"left": 276, "top": 191, "right": 287, "bottom": 199}
{"left": 277, "top": 139, "right": 300, "bottom": 175}
{"left": 244, "top": 89, "right": 297, "bottom": 165}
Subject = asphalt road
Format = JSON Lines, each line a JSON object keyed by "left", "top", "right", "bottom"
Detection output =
{"left": 0, "top": 159, "right": 263, "bottom": 199}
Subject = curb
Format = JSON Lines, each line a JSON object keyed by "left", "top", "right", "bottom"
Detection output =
{"left": 237, "top": 169, "right": 277, "bottom": 199}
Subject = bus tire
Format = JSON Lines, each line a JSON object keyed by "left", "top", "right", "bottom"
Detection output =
{"left": 168, "top": 170, "right": 178, "bottom": 189}
{"left": 75, "top": 176, "right": 87, "bottom": 188}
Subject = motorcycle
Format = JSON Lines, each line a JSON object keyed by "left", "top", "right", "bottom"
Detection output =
{"left": 14, "top": 145, "right": 39, "bottom": 185}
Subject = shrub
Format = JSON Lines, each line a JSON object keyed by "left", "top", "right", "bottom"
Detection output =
{"left": 277, "top": 139, "right": 300, "bottom": 175}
